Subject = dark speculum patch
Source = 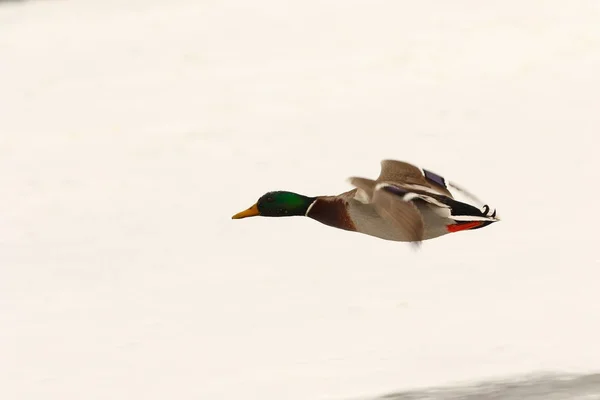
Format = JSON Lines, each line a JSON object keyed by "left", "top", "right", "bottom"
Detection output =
{"left": 382, "top": 185, "right": 408, "bottom": 197}
{"left": 423, "top": 169, "right": 447, "bottom": 188}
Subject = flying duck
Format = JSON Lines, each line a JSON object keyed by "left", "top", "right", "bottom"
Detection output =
{"left": 232, "top": 160, "right": 499, "bottom": 245}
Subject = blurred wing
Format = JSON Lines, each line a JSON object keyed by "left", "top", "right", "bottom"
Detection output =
{"left": 349, "top": 177, "right": 425, "bottom": 243}
{"left": 377, "top": 160, "right": 453, "bottom": 198}
{"left": 348, "top": 176, "right": 376, "bottom": 202}
{"left": 372, "top": 188, "right": 425, "bottom": 243}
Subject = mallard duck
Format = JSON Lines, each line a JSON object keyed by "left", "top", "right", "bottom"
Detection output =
{"left": 232, "top": 160, "right": 499, "bottom": 244}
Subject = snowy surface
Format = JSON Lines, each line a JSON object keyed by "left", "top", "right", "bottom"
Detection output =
{"left": 377, "top": 373, "right": 600, "bottom": 400}
{"left": 1, "top": 1, "right": 600, "bottom": 399}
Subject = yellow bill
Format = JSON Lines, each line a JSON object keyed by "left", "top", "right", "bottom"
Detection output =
{"left": 231, "top": 203, "right": 260, "bottom": 219}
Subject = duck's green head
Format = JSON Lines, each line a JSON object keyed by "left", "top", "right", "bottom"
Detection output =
{"left": 232, "top": 191, "right": 316, "bottom": 219}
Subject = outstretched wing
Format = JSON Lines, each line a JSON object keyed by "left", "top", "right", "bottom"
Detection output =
{"left": 348, "top": 177, "right": 425, "bottom": 243}
{"left": 350, "top": 160, "right": 499, "bottom": 227}
{"left": 377, "top": 160, "right": 453, "bottom": 198}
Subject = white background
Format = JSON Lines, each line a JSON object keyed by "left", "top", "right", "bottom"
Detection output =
{"left": 1, "top": 1, "right": 599, "bottom": 399}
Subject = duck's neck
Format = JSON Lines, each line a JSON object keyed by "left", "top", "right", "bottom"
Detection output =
{"left": 305, "top": 196, "right": 357, "bottom": 232}
{"left": 278, "top": 193, "right": 316, "bottom": 217}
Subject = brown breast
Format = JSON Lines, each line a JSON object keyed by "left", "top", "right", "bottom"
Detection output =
{"left": 306, "top": 196, "right": 357, "bottom": 232}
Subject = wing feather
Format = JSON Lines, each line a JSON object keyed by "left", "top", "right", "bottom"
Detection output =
{"left": 378, "top": 160, "right": 453, "bottom": 198}
{"left": 348, "top": 177, "right": 425, "bottom": 243}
